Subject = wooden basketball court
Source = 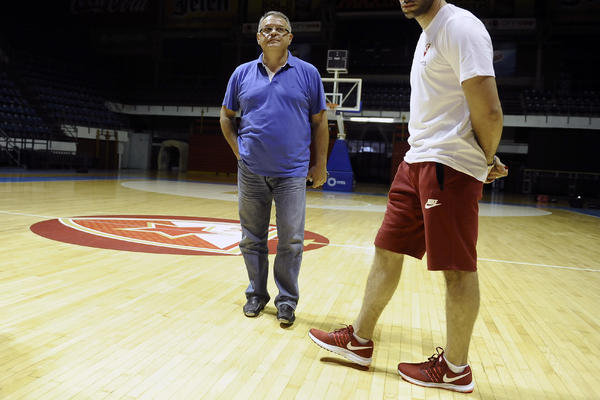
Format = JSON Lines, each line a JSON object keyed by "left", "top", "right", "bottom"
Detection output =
{"left": 1, "top": 170, "right": 599, "bottom": 399}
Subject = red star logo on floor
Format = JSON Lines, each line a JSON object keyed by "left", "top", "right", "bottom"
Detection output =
{"left": 30, "top": 215, "right": 329, "bottom": 255}
{"left": 120, "top": 222, "right": 219, "bottom": 239}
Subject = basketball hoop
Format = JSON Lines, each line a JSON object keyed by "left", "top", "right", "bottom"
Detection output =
{"left": 326, "top": 102, "right": 339, "bottom": 110}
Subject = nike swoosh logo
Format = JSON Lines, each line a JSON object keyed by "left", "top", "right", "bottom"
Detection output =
{"left": 346, "top": 342, "right": 372, "bottom": 351}
{"left": 442, "top": 372, "right": 470, "bottom": 383}
{"left": 424, "top": 203, "right": 441, "bottom": 209}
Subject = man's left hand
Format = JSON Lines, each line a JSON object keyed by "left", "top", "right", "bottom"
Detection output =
{"left": 307, "top": 165, "right": 328, "bottom": 188}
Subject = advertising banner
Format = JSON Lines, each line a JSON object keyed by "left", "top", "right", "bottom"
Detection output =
{"left": 164, "top": 0, "right": 238, "bottom": 28}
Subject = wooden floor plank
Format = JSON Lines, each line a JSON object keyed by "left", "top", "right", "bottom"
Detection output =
{"left": 0, "top": 172, "right": 598, "bottom": 399}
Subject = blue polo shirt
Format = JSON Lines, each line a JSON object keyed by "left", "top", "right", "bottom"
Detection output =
{"left": 223, "top": 52, "right": 327, "bottom": 177}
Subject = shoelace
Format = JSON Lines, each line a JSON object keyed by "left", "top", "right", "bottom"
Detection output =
{"left": 423, "top": 346, "right": 445, "bottom": 368}
{"left": 330, "top": 325, "right": 353, "bottom": 338}
{"left": 418, "top": 347, "right": 446, "bottom": 381}
{"left": 333, "top": 325, "right": 351, "bottom": 333}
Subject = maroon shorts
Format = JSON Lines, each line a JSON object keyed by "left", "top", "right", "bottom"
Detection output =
{"left": 374, "top": 161, "right": 483, "bottom": 271}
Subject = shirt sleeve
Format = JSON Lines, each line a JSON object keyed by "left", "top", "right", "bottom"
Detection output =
{"left": 222, "top": 68, "right": 240, "bottom": 111}
{"left": 444, "top": 16, "right": 495, "bottom": 83}
{"left": 308, "top": 66, "right": 328, "bottom": 116}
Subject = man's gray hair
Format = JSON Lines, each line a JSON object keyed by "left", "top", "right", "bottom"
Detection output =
{"left": 258, "top": 11, "right": 292, "bottom": 33}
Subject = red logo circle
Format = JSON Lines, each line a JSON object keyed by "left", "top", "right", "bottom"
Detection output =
{"left": 31, "top": 215, "right": 329, "bottom": 256}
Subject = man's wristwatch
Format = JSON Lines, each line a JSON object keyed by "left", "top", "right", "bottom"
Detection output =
{"left": 487, "top": 155, "right": 498, "bottom": 174}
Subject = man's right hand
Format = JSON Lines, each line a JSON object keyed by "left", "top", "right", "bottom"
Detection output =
{"left": 485, "top": 155, "right": 508, "bottom": 184}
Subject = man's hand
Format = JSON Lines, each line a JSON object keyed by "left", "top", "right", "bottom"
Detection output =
{"left": 307, "top": 164, "right": 327, "bottom": 188}
{"left": 309, "top": 110, "right": 329, "bottom": 188}
{"left": 485, "top": 155, "right": 508, "bottom": 184}
{"left": 219, "top": 106, "right": 240, "bottom": 160}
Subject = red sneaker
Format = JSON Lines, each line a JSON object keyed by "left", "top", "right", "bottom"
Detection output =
{"left": 397, "top": 347, "right": 474, "bottom": 393}
{"left": 308, "top": 325, "right": 373, "bottom": 366}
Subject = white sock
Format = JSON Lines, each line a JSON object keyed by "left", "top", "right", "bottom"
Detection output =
{"left": 443, "top": 354, "right": 467, "bottom": 373}
{"left": 352, "top": 332, "right": 369, "bottom": 344}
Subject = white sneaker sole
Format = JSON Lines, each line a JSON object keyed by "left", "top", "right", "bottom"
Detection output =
{"left": 308, "top": 331, "right": 372, "bottom": 367}
{"left": 397, "top": 369, "right": 474, "bottom": 393}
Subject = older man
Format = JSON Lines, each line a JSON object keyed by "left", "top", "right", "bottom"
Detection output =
{"left": 220, "top": 11, "right": 328, "bottom": 326}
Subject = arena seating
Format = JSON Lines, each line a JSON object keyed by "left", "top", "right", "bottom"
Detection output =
{"left": 521, "top": 89, "right": 599, "bottom": 116}
{"left": 19, "top": 54, "right": 129, "bottom": 130}
{"left": 0, "top": 52, "right": 129, "bottom": 168}
{"left": 0, "top": 70, "right": 53, "bottom": 139}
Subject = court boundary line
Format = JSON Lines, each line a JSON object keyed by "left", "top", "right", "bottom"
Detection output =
{"left": 2, "top": 175, "right": 598, "bottom": 217}
{"left": 317, "top": 242, "right": 599, "bottom": 272}
{"left": 4, "top": 210, "right": 597, "bottom": 272}
{"left": 477, "top": 257, "right": 599, "bottom": 272}
{"left": 1, "top": 210, "right": 58, "bottom": 219}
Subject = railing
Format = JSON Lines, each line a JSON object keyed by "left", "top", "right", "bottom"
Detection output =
{"left": 522, "top": 168, "right": 600, "bottom": 197}
{"left": 61, "top": 123, "right": 78, "bottom": 140}
{"left": 0, "top": 128, "right": 23, "bottom": 167}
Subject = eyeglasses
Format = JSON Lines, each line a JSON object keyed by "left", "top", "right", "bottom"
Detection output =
{"left": 259, "top": 26, "right": 290, "bottom": 36}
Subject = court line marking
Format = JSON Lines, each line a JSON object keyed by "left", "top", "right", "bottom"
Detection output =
{"left": 477, "top": 257, "right": 599, "bottom": 272}
{"left": 315, "top": 242, "right": 599, "bottom": 272}
{"left": 0, "top": 210, "right": 58, "bottom": 219}
{"left": 5, "top": 210, "right": 597, "bottom": 272}
{"left": 119, "top": 181, "right": 553, "bottom": 216}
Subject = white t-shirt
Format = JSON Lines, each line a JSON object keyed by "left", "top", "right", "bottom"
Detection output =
{"left": 403, "top": 4, "right": 495, "bottom": 182}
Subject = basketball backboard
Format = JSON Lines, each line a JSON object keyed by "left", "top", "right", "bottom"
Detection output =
{"left": 321, "top": 77, "right": 362, "bottom": 113}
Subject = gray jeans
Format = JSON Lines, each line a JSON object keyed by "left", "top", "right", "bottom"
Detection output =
{"left": 237, "top": 160, "right": 306, "bottom": 309}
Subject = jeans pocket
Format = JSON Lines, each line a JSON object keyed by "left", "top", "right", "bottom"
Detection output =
{"left": 237, "top": 159, "right": 246, "bottom": 172}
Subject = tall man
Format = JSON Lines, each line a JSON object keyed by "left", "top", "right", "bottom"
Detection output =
{"left": 220, "top": 11, "right": 329, "bottom": 326}
{"left": 308, "top": 0, "right": 508, "bottom": 392}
